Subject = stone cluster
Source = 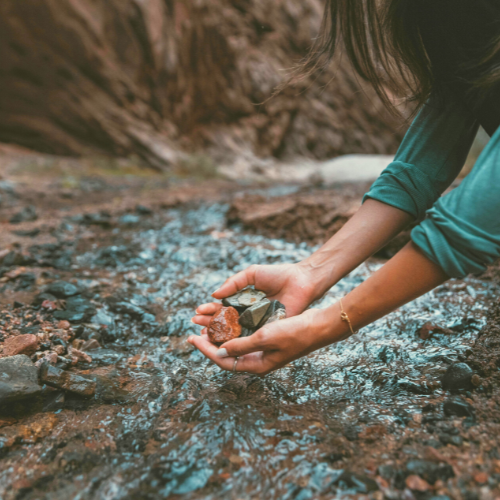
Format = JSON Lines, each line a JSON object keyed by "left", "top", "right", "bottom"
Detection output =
{"left": 208, "top": 287, "right": 286, "bottom": 344}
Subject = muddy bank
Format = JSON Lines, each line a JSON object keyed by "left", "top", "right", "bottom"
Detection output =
{"left": 227, "top": 186, "right": 415, "bottom": 258}
{"left": 1, "top": 169, "right": 500, "bottom": 499}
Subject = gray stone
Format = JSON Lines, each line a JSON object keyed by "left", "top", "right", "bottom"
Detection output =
{"left": 54, "top": 296, "right": 96, "bottom": 323}
{"left": 118, "top": 214, "right": 140, "bottom": 226}
{"left": 441, "top": 363, "right": 473, "bottom": 391}
{"left": 264, "top": 308, "right": 286, "bottom": 325}
{"left": 0, "top": 355, "right": 42, "bottom": 404}
{"left": 45, "top": 281, "right": 80, "bottom": 298}
{"left": 10, "top": 205, "right": 38, "bottom": 224}
{"left": 257, "top": 300, "right": 286, "bottom": 328}
{"left": 443, "top": 397, "right": 474, "bottom": 418}
{"left": 222, "top": 287, "right": 266, "bottom": 311}
{"left": 239, "top": 299, "right": 270, "bottom": 329}
{"left": 40, "top": 363, "right": 96, "bottom": 398}
{"left": 240, "top": 328, "right": 254, "bottom": 338}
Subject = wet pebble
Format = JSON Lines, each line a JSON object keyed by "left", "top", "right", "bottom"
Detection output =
{"left": 0, "top": 355, "right": 42, "bottom": 404}
{"left": 54, "top": 296, "right": 96, "bottom": 323}
{"left": 119, "top": 214, "right": 141, "bottom": 226}
{"left": 2, "top": 334, "right": 39, "bottom": 357}
{"left": 441, "top": 363, "right": 473, "bottom": 391}
{"left": 45, "top": 281, "right": 80, "bottom": 298}
{"left": 333, "top": 471, "right": 378, "bottom": 493}
{"left": 10, "top": 205, "right": 38, "bottom": 224}
{"left": 443, "top": 396, "right": 475, "bottom": 418}
{"left": 39, "top": 363, "right": 96, "bottom": 398}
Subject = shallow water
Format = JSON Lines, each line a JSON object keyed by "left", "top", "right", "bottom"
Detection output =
{"left": 2, "top": 202, "right": 496, "bottom": 499}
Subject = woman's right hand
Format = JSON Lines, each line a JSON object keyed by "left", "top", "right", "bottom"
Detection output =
{"left": 191, "top": 263, "right": 320, "bottom": 327}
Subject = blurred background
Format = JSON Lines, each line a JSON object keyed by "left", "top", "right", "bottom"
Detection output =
{"left": 0, "top": 0, "right": 488, "bottom": 228}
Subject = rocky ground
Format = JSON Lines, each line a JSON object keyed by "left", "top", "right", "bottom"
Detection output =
{"left": 1, "top": 151, "right": 500, "bottom": 500}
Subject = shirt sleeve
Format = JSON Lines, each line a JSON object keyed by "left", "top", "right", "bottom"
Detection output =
{"left": 411, "top": 125, "right": 500, "bottom": 278}
{"left": 363, "top": 96, "right": 479, "bottom": 220}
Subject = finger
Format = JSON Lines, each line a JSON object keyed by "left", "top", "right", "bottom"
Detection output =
{"left": 191, "top": 315, "right": 212, "bottom": 327}
{"left": 218, "top": 330, "right": 272, "bottom": 357}
{"left": 212, "top": 266, "right": 258, "bottom": 298}
{"left": 195, "top": 303, "right": 222, "bottom": 315}
{"left": 188, "top": 334, "right": 268, "bottom": 373}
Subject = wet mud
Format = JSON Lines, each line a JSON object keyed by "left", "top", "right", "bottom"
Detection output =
{"left": 1, "top": 176, "right": 500, "bottom": 500}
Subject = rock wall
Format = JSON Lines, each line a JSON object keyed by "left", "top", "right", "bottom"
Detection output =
{"left": 0, "top": 0, "right": 406, "bottom": 169}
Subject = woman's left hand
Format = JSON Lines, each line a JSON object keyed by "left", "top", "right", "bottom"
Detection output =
{"left": 188, "top": 308, "right": 348, "bottom": 376}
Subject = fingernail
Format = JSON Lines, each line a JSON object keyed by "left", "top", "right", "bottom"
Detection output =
{"left": 190, "top": 318, "right": 196, "bottom": 324}
{"left": 215, "top": 348, "right": 228, "bottom": 358}
{"left": 212, "top": 288, "right": 221, "bottom": 295}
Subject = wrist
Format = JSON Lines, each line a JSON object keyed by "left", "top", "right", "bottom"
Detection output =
{"left": 312, "top": 303, "right": 352, "bottom": 348}
{"left": 297, "top": 251, "right": 343, "bottom": 300}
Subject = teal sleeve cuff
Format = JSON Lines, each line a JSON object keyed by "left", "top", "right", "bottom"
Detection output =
{"left": 411, "top": 203, "right": 500, "bottom": 278}
{"left": 362, "top": 161, "right": 444, "bottom": 220}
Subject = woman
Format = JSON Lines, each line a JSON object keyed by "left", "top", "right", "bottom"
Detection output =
{"left": 190, "top": 0, "right": 500, "bottom": 375}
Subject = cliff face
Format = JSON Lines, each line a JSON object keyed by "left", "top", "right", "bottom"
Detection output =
{"left": 0, "top": 0, "right": 405, "bottom": 169}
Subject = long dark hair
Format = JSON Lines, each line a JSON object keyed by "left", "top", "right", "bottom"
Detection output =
{"left": 303, "top": 0, "right": 500, "bottom": 115}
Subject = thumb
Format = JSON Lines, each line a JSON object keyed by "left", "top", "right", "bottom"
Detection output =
{"left": 218, "top": 330, "right": 270, "bottom": 358}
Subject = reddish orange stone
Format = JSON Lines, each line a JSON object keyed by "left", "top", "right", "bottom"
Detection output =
{"left": 2, "top": 334, "right": 39, "bottom": 357}
{"left": 208, "top": 307, "right": 241, "bottom": 344}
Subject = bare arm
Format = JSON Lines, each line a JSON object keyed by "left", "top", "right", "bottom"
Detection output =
{"left": 297, "top": 198, "right": 414, "bottom": 301}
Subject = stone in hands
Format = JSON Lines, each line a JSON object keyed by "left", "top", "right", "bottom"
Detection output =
{"left": 207, "top": 306, "right": 242, "bottom": 344}
{"left": 239, "top": 299, "right": 271, "bottom": 329}
{"left": 222, "top": 288, "right": 266, "bottom": 312}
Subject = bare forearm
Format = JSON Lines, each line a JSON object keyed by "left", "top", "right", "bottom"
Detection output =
{"left": 299, "top": 199, "right": 413, "bottom": 298}
{"left": 316, "top": 242, "right": 449, "bottom": 344}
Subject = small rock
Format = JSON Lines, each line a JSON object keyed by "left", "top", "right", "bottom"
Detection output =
{"left": 39, "top": 363, "right": 96, "bottom": 398}
{"left": 418, "top": 323, "right": 453, "bottom": 340}
{"left": 334, "top": 471, "right": 378, "bottom": 493}
{"left": 72, "top": 339, "right": 84, "bottom": 350}
{"left": 0, "top": 355, "right": 42, "bottom": 403}
{"left": 443, "top": 397, "right": 474, "bottom": 418}
{"left": 136, "top": 205, "right": 153, "bottom": 215}
{"left": 406, "top": 475, "right": 431, "bottom": 492}
{"left": 441, "top": 363, "right": 473, "bottom": 391}
{"left": 12, "top": 228, "right": 40, "bottom": 238}
{"left": 264, "top": 308, "right": 286, "bottom": 325}
{"left": 58, "top": 320, "right": 71, "bottom": 330}
{"left": 239, "top": 299, "right": 270, "bottom": 329}
{"left": 471, "top": 374, "right": 482, "bottom": 387}
{"left": 109, "top": 301, "right": 144, "bottom": 318}
{"left": 2, "top": 334, "right": 39, "bottom": 357}
{"left": 438, "top": 433, "right": 464, "bottom": 447}
{"left": 118, "top": 214, "right": 140, "bottom": 226}
{"left": 81, "top": 339, "right": 101, "bottom": 351}
{"left": 45, "top": 281, "right": 80, "bottom": 298}
{"left": 54, "top": 296, "right": 96, "bottom": 323}
{"left": 208, "top": 306, "right": 242, "bottom": 344}
{"left": 34, "top": 351, "right": 58, "bottom": 369}
{"left": 53, "top": 345, "right": 66, "bottom": 356}
{"left": 68, "top": 348, "right": 92, "bottom": 364}
{"left": 41, "top": 300, "right": 58, "bottom": 311}
{"left": 258, "top": 300, "right": 286, "bottom": 327}
{"left": 10, "top": 205, "right": 38, "bottom": 224}
{"left": 222, "top": 287, "right": 266, "bottom": 311}
{"left": 473, "top": 472, "right": 489, "bottom": 484}
{"left": 42, "top": 391, "right": 65, "bottom": 412}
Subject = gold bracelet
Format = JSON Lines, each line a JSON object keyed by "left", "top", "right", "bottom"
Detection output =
{"left": 339, "top": 298, "right": 357, "bottom": 335}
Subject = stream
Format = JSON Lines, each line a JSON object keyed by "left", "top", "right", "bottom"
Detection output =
{"left": 0, "top": 199, "right": 497, "bottom": 500}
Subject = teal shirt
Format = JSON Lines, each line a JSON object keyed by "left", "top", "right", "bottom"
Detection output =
{"left": 364, "top": 97, "right": 500, "bottom": 278}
